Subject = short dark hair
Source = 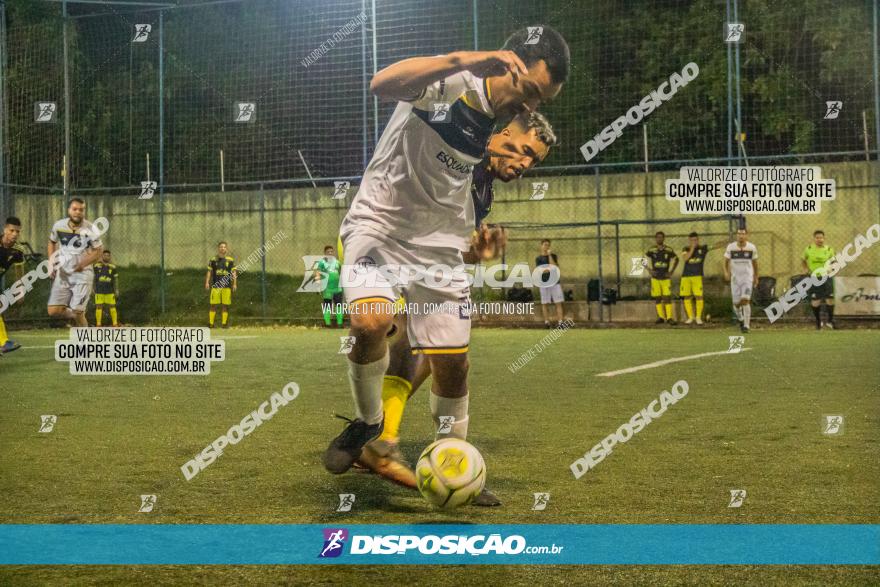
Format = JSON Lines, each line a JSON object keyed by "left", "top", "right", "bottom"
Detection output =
{"left": 5, "top": 216, "right": 21, "bottom": 227}
{"left": 502, "top": 25, "right": 570, "bottom": 85}
{"left": 324, "top": 245, "right": 334, "bottom": 252}
{"left": 541, "top": 238, "right": 551, "bottom": 245}
{"left": 68, "top": 197, "right": 85, "bottom": 207}
{"left": 813, "top": 229, "right": 825, "bottom": 236}
{"left": 103, "top": 249, "right": 111, "bottom": 255}
{"left": 218, "top": 241, "right": 227, "bottom": 246}
{"left": 688, "top": 231, "right": 698, "bottom": 238}
{"left": 655, "top": 231, "right": 665, "bottom": 237}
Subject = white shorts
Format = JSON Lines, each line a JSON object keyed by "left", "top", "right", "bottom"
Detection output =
{"left": 340, "top": 229, "right": 470, "bottom": 354}
{"left": 48, "top": 274, "right": 92, "bottom": 312}
{"left": 731, "top": 279, "right": 753, "bottom": 302}
{"left": 539, "top": 283, "right": 564, "bottom": 304}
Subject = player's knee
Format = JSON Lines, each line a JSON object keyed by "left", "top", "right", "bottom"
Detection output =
{"left": 48, "top": 306, "right": 64, "bottom": 317}
{"left": 350, "top": 311, "right": 393, "bottom": 340}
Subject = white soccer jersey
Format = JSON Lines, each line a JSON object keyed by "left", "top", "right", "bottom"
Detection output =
{"left": 49, "top": 218, "right": 103, "bottom": 284}
{"left": 724, "top": 241, "right": 758, "bottom": 283}
{"left": 340, "top": 68, "right": 496, "bottom": 252}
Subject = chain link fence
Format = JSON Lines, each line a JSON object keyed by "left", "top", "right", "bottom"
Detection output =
{"left": 1, "top": 0, "right": 878, "bottom": 323}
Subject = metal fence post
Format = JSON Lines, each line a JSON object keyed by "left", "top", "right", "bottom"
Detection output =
{"left": 595, "top": 167, "right": 603, "bottom": 323}
{"left": 62, "top": 0, "right": 71, "bottom": 200}
{"left": 158, "top": 10, "right": 166, "bottom": 314}
{"left": 260, "top": 183, "right": 267, "bottom": 318}
{"left": 873, "top": 0, "right": 880, "bottom": 222}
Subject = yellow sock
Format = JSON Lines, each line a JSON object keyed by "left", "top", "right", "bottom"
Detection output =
{"left": 221, "top": 310, "right": 229, "bottom": 325}
{"left": 665, "top": 303, "right": 673, "bottom": 320}
{"left": 110, "top": 307, "right": 118, "bottom": 326}
{"left": 0, "top": 317, "right": 8, "bottom": 345}
{"left": 683, "top": 298, "right": 694, "bottom": 319}
{"left": 696, "top": 298, "right": 704, "bottom": 319}
{"left": 96, "top": 308, "right": 103, "bottom": 326}
{"left": 655, "top": 303, "right": 665, "bottom": 319}
{"left": 209, "top": 310, "right": 216, "bottom": 326}
{"left": 378, "top": 376, "right": 412, "bottom": 442}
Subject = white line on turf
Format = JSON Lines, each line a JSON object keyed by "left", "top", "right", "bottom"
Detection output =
{"left": 595, "top": 348, "right": 752, "bottom": 377}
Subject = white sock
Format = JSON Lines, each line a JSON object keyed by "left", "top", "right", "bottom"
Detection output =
{"left": 742, "top": 304, "right": 751, "bottom": 328}
{"left": 347, "top": 352, "right": 389, "bottom": 425}
{"left": 430, "top": 392, "right": 469, "bottom": 440}
{"left": 734, "top": 305, "right": 743, "bottom": 320}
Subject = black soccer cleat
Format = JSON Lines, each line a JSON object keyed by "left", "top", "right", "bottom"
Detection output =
{"left": 471, "top": 487, "right": 502, "bottom": 507}
{"left": 0, "top": 341, "right": 21, "bottom": 354}
{"left": 655, "top": 318, "right": 665, "bottom": 324}
{"left": 323, "top": 414, "right": 384, "bottom": 474}
{"left": 740, "top": 325, "right": 749, "bottom": 333}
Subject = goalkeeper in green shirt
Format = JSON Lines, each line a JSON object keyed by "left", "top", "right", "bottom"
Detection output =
{"left": 802, "top": 229, "right": 836, "bottom": 329}
{"left": 315, "top": 245, "right": 344, "bottom": 327}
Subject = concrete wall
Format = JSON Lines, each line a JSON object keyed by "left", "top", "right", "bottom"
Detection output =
{"left": 10, "top": 161, "right": 879, "bottom": 293}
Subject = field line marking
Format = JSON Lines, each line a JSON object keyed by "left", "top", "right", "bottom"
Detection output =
{"left": 596, "top": 347, "right": 752, "bottom": 377}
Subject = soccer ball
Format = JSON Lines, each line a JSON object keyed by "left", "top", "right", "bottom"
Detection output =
{"left": 416, "top": 438, "right": 486, "bottom": 509}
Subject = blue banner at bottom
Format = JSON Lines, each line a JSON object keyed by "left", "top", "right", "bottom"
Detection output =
{"left": 1, "top": 524, "right": 877, "bottom": 565}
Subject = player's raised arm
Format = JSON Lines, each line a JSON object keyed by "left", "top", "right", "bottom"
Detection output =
{"left": 370, "top": 51, "right": 528, "bottom": 102}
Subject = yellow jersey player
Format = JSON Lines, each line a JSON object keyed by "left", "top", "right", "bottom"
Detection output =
{"left": 646, "top": 231, "right": 679, "bottom": 324}
{"left": 0, "top": 216, "right": 25, "bottom": 354}
{"left": 679, "top": 232, "right": 725, "bottom": 325}
{"left": 205, "top": 241, "right": 236, "bottom": 328}
{"left": 93, "top": 250, "right": 120, "bottom": 327}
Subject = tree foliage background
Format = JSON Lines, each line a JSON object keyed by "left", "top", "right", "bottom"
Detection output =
{"left": 2, "top": 0, "right": 876, "bottom": 190}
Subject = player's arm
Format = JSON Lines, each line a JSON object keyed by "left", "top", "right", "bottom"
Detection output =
{"left": 752, "top": 259, "right": 759, "bottom": 286}
{"left": 47, "top": 239, "right": 58, "bottom": 278}
{"left": 723, "top": 257, "right": 731, "bottom": 281}
{"left": 231, "top": 264, "right": 237, "bottom": 292}
{"left": 370, "top": 51, "right": 527, "bottom": 102}
{"left": 74, "top": 244, "right": 103, "bottom": 272}
{"left": 113, "top": 270, "right": 119, "bottom": 298}
{"left": 465, "top": 223, "right": 507, "bottom": 263}
{"left": 205, "top": 268, "right": 211, "bottom": 290}
{"left": 670, "top": 250, "right": 680, "bottom": 274}
{"left": 801, "top": 249, "right": 810, "bottom": 274}
{"left": 682, "top": 245, "right": 695, "bottom": 262}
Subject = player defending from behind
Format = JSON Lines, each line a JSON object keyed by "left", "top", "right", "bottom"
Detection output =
{"left": 47, "top": 198, "right": 104, "bottom": 327}
{"left": 724, "top": 227, "right": 759, "bottom": 333}
{"left": 802, "top": 230, "right": 836, "bottom": 329}
{"left": 357, "top": 112, "right": 558, "bottom": 499}
{"left": 646, "top": 231, "right": 678, "bottom": 324}
{"left": 0, "top": 216, "right": 25, "bottom": 353}
{"left": 206, "top": 241, "right": 236, "bottom": 328}
{"left": 322, "top": 27, "right": 570, "bottom": 498}
{"left": 93, "top": 250, "right": 120, "bottom": 327}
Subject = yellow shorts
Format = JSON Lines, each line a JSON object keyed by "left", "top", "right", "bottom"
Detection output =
{"left": 650, "top": 278, "right": 672, "bottom": 297}
{"left": 94, "top": 293, "right": 116, "bottom": 305}
{"left": 679, "top": 276, "right": 703, "bottom": 297}
{"left": 210, "top": 288, "right": 232, "bottom": 305}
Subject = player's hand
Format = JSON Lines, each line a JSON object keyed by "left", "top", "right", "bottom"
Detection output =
{"left": 232, "top": 284, "right": 237, "bottom": 292}
{"left": 472, "top": 223, "right": 507, "bottom": 261}
{"left": 204, "top": 283, "right": 210, "bottom": 290}
{"left": 723, "top": 273, "right": 731, "bottom": 283}
{"left": 457, "top": 50, "right": 528, "bottom": 80}
{"left": 73, "top": 262, "right": 85, "bottom": 272}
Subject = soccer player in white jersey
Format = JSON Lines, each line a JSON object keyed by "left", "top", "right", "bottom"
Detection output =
{"left": 322, "top": 27, "right": 571, "bottom": 493}
{"left": 47, "top": 198, "right": 104, "bottom": 327}
{"left": 723, "top": 227, "right": 759, "bottom": 333}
